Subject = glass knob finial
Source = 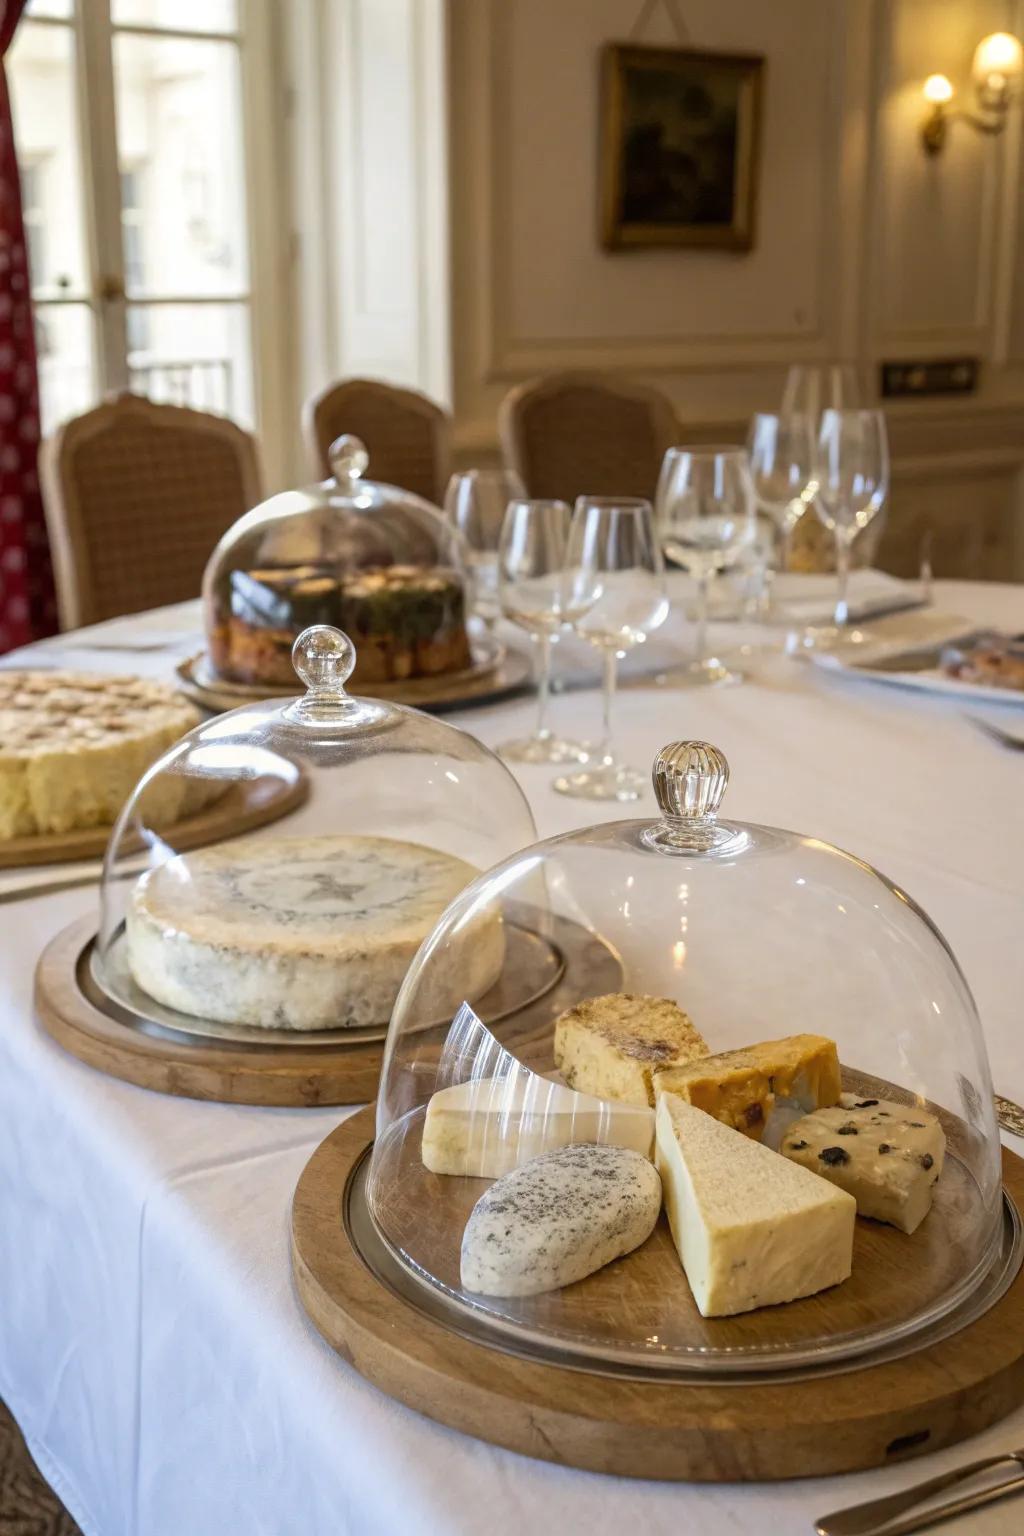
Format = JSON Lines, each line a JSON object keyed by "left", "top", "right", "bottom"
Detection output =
{"left": 645, "top": 741, "right": 738, "bottom": 855}
{"left": 327, "top": 434, "right": 369, "bottom": 485}
{"left": 292, "top": 625, "right": 355, "bottom": 696}
{"left": 653, "top": 741, "right": 729, "bottom": 821}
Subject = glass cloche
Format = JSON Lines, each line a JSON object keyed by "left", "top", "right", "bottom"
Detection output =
{"left": 92, "top": 625, "right": 535, "bottom": 1044}
{"left": 202, "top": 435, "right": 472, "bottom": 691}
{"left": 366, "top": 741, "right": 1010, "bottom": 1375}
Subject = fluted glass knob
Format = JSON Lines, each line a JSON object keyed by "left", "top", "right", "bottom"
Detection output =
{"left": 292, "top": 625, "right": 355, "bottom": 697}
{"left": 645, "top": 740, "right": 739, "bottom": 854}
{"left": 327, "top": 434, "right": 369, "bottom": 485}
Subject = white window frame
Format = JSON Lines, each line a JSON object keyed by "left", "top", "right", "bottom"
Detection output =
{"left": 18, "top": 0, "right": 294, "bottom": 487}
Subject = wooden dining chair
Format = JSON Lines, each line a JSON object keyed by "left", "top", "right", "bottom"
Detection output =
{"left": 302, "top": 377, "right": 452, "bottom": 504}
{"left": 499, "top": 372, "right": 679, "bottom": 504}
{"left": 39, "top": 393, "right": 262, "bottom": 631}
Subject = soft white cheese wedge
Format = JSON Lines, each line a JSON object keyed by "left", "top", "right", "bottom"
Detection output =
{"left": 422, "top": 1073, "right": 655, "bottom": 1177}
{"left": 460, "top": 1143, "right": 662, "bottom": 1297}
{"left": 655, "top": 1093, "right": 856, "bottom": 1317}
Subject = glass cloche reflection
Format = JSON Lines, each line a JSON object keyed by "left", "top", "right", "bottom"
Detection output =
{"left": 367, "top": 741, "right": 1006, "bottom": 1374}
{"left": 93, "top": 626, "right": 535, "bottom": 1042}
{"left": 202, "top": 435, "right": 472, "bottom": 690}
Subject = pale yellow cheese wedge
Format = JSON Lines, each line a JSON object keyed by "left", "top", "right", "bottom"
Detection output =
{"left": 655, "top": 1092, "right": 855, "bottom": 1317}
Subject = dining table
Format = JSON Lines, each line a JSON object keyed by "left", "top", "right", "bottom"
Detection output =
{"left": 1, "top": 572, "right": 1023, "bottom": 1536}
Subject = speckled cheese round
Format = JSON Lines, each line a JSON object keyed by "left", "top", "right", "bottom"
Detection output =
{"left": 0, "top": 670, "right": 205, "bottom": 839}
{"left": 460, "top": 1144, "right": 662, "bottom": 1297}
{"left": 125, "top": 834, "right": 504, "bottom": 1031}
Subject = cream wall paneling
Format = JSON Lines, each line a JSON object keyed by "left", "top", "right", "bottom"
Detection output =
{"left": 449, "top": 0, "right": 871, "bottom": 450}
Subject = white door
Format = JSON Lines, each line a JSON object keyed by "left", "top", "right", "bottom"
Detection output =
{"left": 9, "top": 0, "right": 288, "bottom": 480}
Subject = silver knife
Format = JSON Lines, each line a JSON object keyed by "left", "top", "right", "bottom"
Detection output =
{"left": 815, "top": 1448, "right": 1024, "bottom": 1535}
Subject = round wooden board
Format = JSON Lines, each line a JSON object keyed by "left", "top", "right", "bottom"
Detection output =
{"left": 291, "top": 1105, "right": 1024, "bottom": 1482}
{"left": 0, "top": 768, "right": 308, "bottom": 870}
{"left": 34, "top": 915, "right": 383, "bottom": 1106}
{"left": 176, "top": 644, "right": 532, "bottom": 716}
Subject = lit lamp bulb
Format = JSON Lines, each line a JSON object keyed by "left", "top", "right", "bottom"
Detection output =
{"left": 973, "top": 31, "right": 1023, "bottom": 107}
{"left": 923, "top": 73, "right": 954, "bottom": 105}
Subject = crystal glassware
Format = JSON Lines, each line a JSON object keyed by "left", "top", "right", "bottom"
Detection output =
{"left": 781, "top": 362, "right": 861, "bottom": 421}
{"left": 746, "top": 412, "right": 819, "bottom": 614}
{"left": 495, "top": 499, "right": 586, "bottom": 766}
{"left": 444, "top": 468, "right": 526, "bottom": 628}
{"left": 655, "top": 446, "right": 758, "bottom": 685}
{"left": 554, "top": 497, "right": 668, "bottom": 802}
{"left": 813, "top": 408, "right": 890, "bottom": 632}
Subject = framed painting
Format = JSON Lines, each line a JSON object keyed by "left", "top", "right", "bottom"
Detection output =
{"left": 600, "top": 43, "right": 764, "bottom": 252}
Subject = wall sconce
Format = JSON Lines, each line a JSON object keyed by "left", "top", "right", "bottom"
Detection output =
{"left": 921, "top": 31, "right": 1024, "bottom": 155}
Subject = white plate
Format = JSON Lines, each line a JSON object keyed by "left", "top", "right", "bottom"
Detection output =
{"left": 809, "top": 628, "right": 1024, "bottom": 709}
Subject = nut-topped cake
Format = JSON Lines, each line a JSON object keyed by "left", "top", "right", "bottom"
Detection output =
{"left": 0, "top": 670, "right": 206, "bottom": 840}
{"left": 126, "top": 833, "right": 505, "bottom": 1030}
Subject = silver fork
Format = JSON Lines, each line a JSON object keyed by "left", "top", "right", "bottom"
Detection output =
{"left": 816, "top": 1447, "right": 1024, "bottom": 1535}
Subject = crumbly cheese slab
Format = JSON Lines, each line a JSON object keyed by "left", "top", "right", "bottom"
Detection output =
{"left": 653, "top": 1033, "right": 841, "bottom": 1140}
{"left": 126, "top": 833, "right": 503, "bottom": 1030}
{"left": 460, "top": 1143, "right": 662, "bottom": 1297}
{"left": 421, "top": 1073, "right": 655, "bottom": 1177}
{"left": 656, "top": 1093, "right": 855, "bottom": 1317}
{"left": 0, "top": 670, "right": 203, "bottom": 839}
{"left": 780, "top": 1093, "right": 946, "bottom": 1234}
{"left": 553, "top": 993, "right": 708, "bottom": 1108}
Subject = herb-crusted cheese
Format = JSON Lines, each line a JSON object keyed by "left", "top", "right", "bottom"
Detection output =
{"left": 0, "top": 670, "right": 205, "bottom": 839}
{"left": 126, "top": 834, "right": 503, "bottom": 1030}
{"left": 653, "top": 1033, "right": 842, "bottom": 1140}
{"left": 553, "top": 993, "right": 708, "bottom": 1107}
{"left": 656, "top": 1093, "right": 855, "bottom": 1317}
{"left": 780, "top": 1093, "right": 946, "bottom": 1233}
{"left": 460, "top": 1143, "right": 662, "bottom": 1297}
{"left": 421, "top": 1073, "right": 655, "bottom": 1177}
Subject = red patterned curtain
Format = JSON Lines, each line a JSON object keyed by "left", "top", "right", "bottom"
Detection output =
{"left": 0, "top": 0, "right": 56, "bottom": 652}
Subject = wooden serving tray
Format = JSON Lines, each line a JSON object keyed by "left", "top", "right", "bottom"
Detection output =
{"left": 0, "top": 769, "right": 308, "bottom": 870}
{"left": 292, "top": 1106, "right": 1024, "bottom": 1481}
{"left": 34, "top": 909, "right": 622, "bottom": 1108}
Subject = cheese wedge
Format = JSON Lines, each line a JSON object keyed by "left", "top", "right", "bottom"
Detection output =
{"left": 460, "top": 1144, "right": 662, "bottom": 1297}
{"left": 655, "top": 1093, "right": 855, "bottom": 1316}
{"left": 421, "top": 1073, "right": 655, "bottom": 1177}
{"left": 780, "top": 1093, "right": 945, "bottom": 1234}
{"left": 553, "top": 993, "right": 708, "bottom": 1107}
{"left": 653, "top": 1033, "right": 841, "bottom": 1140}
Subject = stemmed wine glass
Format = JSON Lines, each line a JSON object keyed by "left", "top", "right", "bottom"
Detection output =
{"left": 746, "top": 412, "right": 819, "bottom": 614}
{"left": 554, "top": 497, "right": 668, "bottom": 803}
{"left": 495, "top": 499, "right": 586, "bottom": 766}
{"left": 782, "top": 363, "right": 860, "bottom": 421}
{"left": 655, "top": 446, "right": 758, "bottom": 685}
{"left": 813, "top": 409, "right": 890, "bottom": 633}
{"left": 444, "top": 468, "right": 525, "bottom": 628}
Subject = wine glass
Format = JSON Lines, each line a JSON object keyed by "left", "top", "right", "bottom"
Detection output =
{"left": 496, "top": 499, "right": 586, "bottom": 766}
{"left": 813, "top": 409, "right": 890, "bottom": 632}
{"left": 444, "top": 468, "right": 525, "bottom": 628}
{"left": 655, "top": 446, "right": 758, "bottom": 685}
{"left": 554, "top": 497, "right": 668, "bottom": 803}
{"left": 781, "top": 363, "right": 861, "bottom": 421}
{"left": 746, "top": 412, "right": 819, "bottom": 613}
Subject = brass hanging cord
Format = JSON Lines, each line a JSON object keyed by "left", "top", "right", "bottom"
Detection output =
{"left": 628, "top": 0, "right": 691, "bottom": 44}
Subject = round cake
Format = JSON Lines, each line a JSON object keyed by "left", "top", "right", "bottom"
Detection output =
{"left": 125, "top": 834, "right": 505, "bottom": 1031}
{"left": 0, "top": 671, "right": 207, "bottom": 841}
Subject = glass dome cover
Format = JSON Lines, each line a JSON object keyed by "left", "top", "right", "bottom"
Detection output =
{"left": 368, "top": 740, "right": 1006, "bottom": 1375}
{"left": 202, "top": 435, "right": 473, "bottom": 692}
{"left": 93, "top": 625, "right": 535, "bottom": 1045}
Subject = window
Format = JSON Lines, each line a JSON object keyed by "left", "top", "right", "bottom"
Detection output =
{"left": 8, "top": 0, "right": 288, "bottom": 477}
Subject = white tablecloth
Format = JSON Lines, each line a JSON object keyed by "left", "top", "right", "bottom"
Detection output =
{"left": 2, "top": 578, "right": 1024, "bottom": 1536}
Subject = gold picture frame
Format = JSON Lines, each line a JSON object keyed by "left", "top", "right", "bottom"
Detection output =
{"left": 600, "top": 43, "right": 764, "bottom": 252}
